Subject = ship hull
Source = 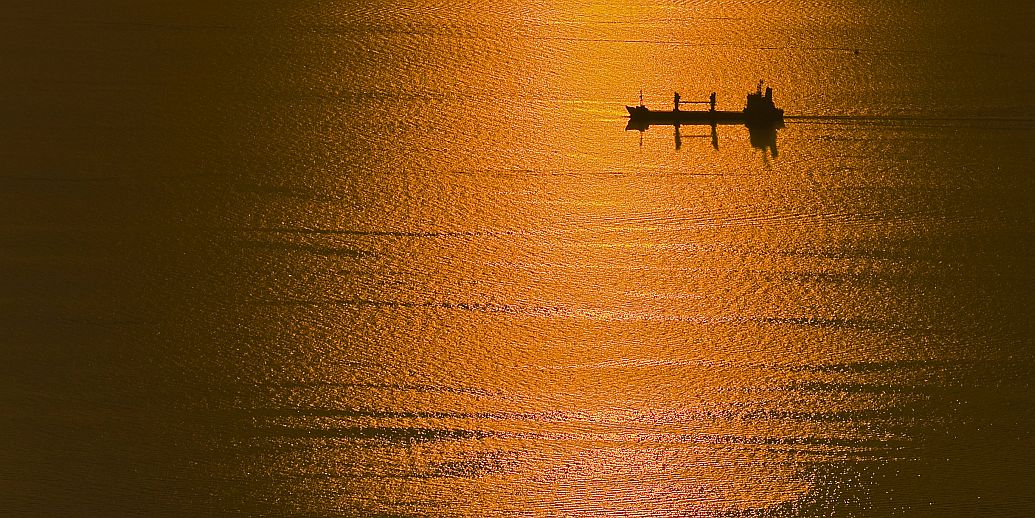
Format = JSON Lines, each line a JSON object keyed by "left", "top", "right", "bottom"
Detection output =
{"left": 626, "top": 105, "right": 783, "bottom": 125}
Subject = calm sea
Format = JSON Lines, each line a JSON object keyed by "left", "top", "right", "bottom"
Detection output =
{"left": 3, "top": 1, "right": 1035, "bottom": 516}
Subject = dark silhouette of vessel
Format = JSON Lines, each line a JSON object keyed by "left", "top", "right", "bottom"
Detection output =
{"left": 627, "top": 81, "right": 784, "bottom": 126}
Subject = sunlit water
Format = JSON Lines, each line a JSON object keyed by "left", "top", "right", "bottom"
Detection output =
{"left": 3, "top": 1, "right": 1035, "bottom": 516}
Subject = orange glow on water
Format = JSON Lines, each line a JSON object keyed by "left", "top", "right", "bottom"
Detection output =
{"left": 6, "top": 0, "right": 1035, "bottom": 516}
{"left": 136, "top": 0, "right": 1035, "bottom": 516}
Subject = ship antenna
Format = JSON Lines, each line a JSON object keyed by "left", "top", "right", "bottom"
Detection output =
{"left": 639, "top": 89, "right": 643, "bottom": 106}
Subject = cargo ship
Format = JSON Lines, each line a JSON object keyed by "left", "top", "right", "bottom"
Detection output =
{"left": 626, "top": 81, "right": 784, "bottom": 126}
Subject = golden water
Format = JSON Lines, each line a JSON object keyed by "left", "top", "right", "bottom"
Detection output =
{"left": 2, "top": 1, "right": 1035, "bottom": 516}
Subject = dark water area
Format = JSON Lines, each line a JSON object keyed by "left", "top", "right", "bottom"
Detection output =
{"left": 3, "top": 1, "right": 1035, "bottom": 516}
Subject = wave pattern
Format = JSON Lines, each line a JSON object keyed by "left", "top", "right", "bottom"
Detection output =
{"left": 60, "top": 0, "right": 1031, "bottom": 516}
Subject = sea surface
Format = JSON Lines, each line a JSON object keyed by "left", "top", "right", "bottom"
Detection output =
{"left": 3, "top": 1, "right": 1035, "bottom": 516}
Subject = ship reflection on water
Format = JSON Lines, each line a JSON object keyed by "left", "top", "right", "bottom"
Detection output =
{"left": 626, "top": 119, "right": 782, "bottom": 158}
